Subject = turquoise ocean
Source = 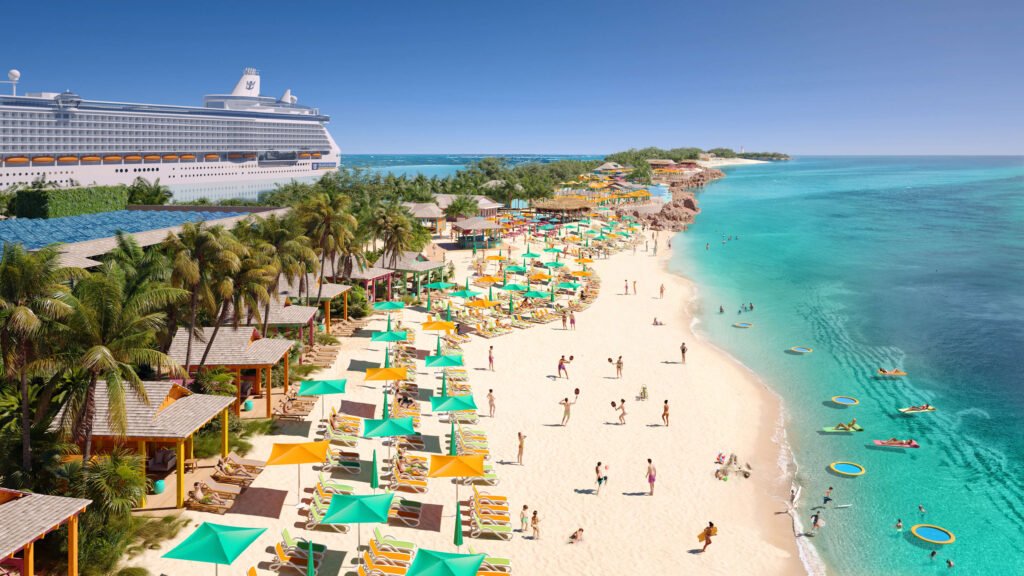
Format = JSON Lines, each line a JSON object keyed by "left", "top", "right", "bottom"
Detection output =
{"left": 669, "top": 157, "right": 1024, "bottom": 575}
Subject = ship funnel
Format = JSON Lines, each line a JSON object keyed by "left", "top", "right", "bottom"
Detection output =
{"left": 231, "top": 67, "right": 261, "bottom": 97}
{"left": 281, "top": 88, "right": 297, "bottom": 104}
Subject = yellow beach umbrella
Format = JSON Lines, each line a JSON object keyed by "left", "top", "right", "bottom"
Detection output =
{"left": 466, "top": 300, "right": 500, "bottom": 309}
{"left": 423, "top": 320, "right": 456, "bottom": 332}
{"left": 366, "top": 367, "right": 409, "bottom": 381}
{"left": 571, "top": 270, "right": 593, "bottom": 277}
{"left": 476, "top": 276, "right": 501, "bottom": 284}
{"left": 529, "top": 272, "right": 551, "bottom": 281}
{"left": 265, "top": 441, "right": 331, "bottom": 502}
{"left": 576, "top": 257, "right": 593, "bottom": 264}
{"left": 427, "top": 455, "right": 486, "bottom": 478}
{"left": 485, "top": 255, "right": 505, "bottom": 261}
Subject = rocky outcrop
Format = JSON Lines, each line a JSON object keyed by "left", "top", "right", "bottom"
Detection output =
{"left": 616, "top": 167, "right": 724, "bottom": 231}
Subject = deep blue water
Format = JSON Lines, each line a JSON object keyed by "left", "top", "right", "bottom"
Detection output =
{"left": 670, "top": 157, "right": 1024, "bottom": 575}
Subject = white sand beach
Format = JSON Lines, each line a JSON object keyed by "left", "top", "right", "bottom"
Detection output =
{"left": 698, "top": 158, "right": 769, "bottom": 168}
{"left": 136, "top": 231, "right": 802, "bottom": 576}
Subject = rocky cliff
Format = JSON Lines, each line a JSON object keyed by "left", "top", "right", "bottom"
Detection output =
{"left": 615, "top": 168, "right": 724, "bottom": 231}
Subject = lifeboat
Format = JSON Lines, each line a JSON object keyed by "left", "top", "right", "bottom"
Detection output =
{"left": 32, "top": 156, "right": 55, "bottom": 164}
{"left": 180, "top": 154, "right": 196, "bottom": 161}
{"left": 58, "top": 156, "right": 78, "bottom": 164}
{"left": 162, "top": 154, "right": 179, "bottom": 161}
{"left": 204, "top": 153, "right": 220, "bottom": 160}
{"left": 228, "top": 153, "right": 243, "bottom": 160}
{"left": 4, "top": 156, "right": 28, "bottom": 165}
{"left": 299, "top": 152, "right": 312, "bottom": 159}
{"left": 244, "top": 153, "right": 257, "bottom": 160}
{"left": 143, "top": 155, "right": 160, "bottom": 162}
{"left": 311, "top": 152, "right": 322, "bottom": 159}
{"left": 125, "top": 155, "right": 142, "bottom": 162}
{"left": 103, "top": 155, "right": 122, "bottom": 163}
{"left": 82, "top": 156, "right": 102, "bottom": 162}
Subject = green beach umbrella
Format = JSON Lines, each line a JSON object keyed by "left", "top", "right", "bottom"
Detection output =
{"left": 426, "top": 354, "right": 464, "bottom": 368}
{"left": 454, "top": 500, "right": 464, "bottom": 548}
{"left": 441, "top": 372, "right": 448, "bottom": 397}
{"left": 448, "top": 420, "right": 457, "bottom": 455}
{"left": 539, "top": 224, "right": 555, "bottom": 231}
{"left": 370, "top": 449, "right": 380, "bottom": 491}
{"left": 363, "top": 417, "right": 417, "bottom": 438}
{"left": 374, "top": 300, "right": 406, "bottom": 312}
{"left": 556, "top": 281, "right": 581, "bottom": 290}
{"left": 543, "top": 261, "right": 565, "bottom": 269}
{"left": 163, "top": 522, "right": 267, "bottom": 576}
{"left": 382, "top": 392, "right": 389, "bottom": 418}
{"left": 322, "top": 493, "right": 395, "bottom": 561}
{"left": 506, "top": 265, "right": 528, "bottom": 274}
{"left": 405, "top": 549, "right": 486, "bottom": 576}
{"left": 549, "top": 285, "right": 556, "bottom": 303}
{"left": 502, "top": 283, "right": 528, "bottom": 292}
{"left": 372, "top": 330, "right": 408, "bottom": 343}
{"left": 508, "top": 298, "right": 515, "bottom": 315}
{"left": 450, "top": 289, "right": 481, "bottom": 299}
{"left": 446, "top": 301, "right": 452, "bottom": 321}
{"left": 523, "top": 290, "right": 549, "bottom": 299}
{"left": 431, "top": 395, "right": 477, "bottom": 413}
{"left": 522, "top": 251, "right": 540, "bottom": 259}
{"left": 543, "top": 247, "right": 562, "bottom": 253}
{"left": 297, "top": 379, "right": 348, "bottom": 419}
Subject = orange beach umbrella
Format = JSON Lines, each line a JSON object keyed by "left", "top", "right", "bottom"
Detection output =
{"left": 265, "top": 440, "right": 331, "bottom": 501}
{"left": 366, "top": 367, "right": 409, "bottom": 381}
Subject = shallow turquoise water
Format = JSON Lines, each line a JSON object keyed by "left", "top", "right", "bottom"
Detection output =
{"left": 670, "top": 157, "right": 1024, "bottom": 575}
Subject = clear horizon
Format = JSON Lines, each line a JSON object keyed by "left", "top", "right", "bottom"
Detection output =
{"left": 2, "top": 0, "right": 1021, "bottom": 155}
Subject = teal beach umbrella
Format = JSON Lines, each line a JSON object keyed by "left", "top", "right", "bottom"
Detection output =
{"left": 448, "top": 420, "right": 457, "bottom": 456}
{"left": 453, "top": 500, "right": 464, "bottom": 548}
{"left": 372, "top": 330, "right": 408, "bottom": 343}
{"left": 163, "top": 522, "right": 267, "bottom": 576}
{"left": 431, "top": 395, "right": 477, "bottom": 413}
{"left": 363, "top": 417, "right": 417, "bottom": 438}
{"left": 373, "top": 300, "right": 406, "bottom": 312}
{"left": 426, "top": 354, "right": 464, "bottom": 368}
{"left": 405, "top": 549, "right": 486, "bottom": 576}
{"left": 523, "top": 290, "right": 548, "bottom": 299}
{"left": 502, "top": 283, "right": 528, "bottom": 292}
{"left": 297, "top": 378, "right": 348, "bottom": 419}
{"left": 370, "top": 449, "right": 380, "bottom": 491}
{"left": 322, "top": 493, "right": 395, "bottom": 562}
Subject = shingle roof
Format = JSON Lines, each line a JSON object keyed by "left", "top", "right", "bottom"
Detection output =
{"left": 223, "top": 298, "right": 318, "bottom": 327}
{"left": 0, "top": 490, "right": 90, "bottom": 561}
{"left": 278, "top": 274, "right": 352, "bottom": 301}
{"left": 373, "top": 251, "right": 446, "bottom": 273}
{"left": 434, "top": 194, "right": 502, "bottom": 211}
{"left": 452, "top": 217, "right": 503, "bottom": 232}
{"left": 167, "top": 327, "right": 292, "bottom": 367}
{"left": 401, "top": 202, "right": 444, "bottom": 219}
{"left": 50, "top": 381, "right": 235, "bottom": 440}
{"left": 330, "top": 255, "right": 394, "bottom": 281}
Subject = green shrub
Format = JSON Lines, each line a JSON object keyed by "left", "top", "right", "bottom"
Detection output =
{"left": 192, "top": 415, "right": 275, "bottom": 458}
{"left": 13, "top": 186, "right": 128, "bottom": 218}
{"left": 315, "top": 333, "right": 340, "bottom": 346}
{"left": 345, "top": 285, "right": 371, "bottom": 319}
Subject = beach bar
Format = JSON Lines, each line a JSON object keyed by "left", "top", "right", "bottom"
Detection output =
{"left": 0, "top": 490, "right": 91, "bottom": 576}
{"left": 166, "top": 327, "right": 293, "bottom": 417}
{"left": 374, "top": 251, "right": 448, "bottom": 297}
{"left": 452, "top": 217, "right": 503, "bottom": 249}
{"left": 277, "top": 273, "right": 353, "bottom": 335}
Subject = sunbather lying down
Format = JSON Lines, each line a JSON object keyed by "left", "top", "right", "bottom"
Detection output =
{"left": 834, "top": 418, "right": 858, "bottom": 431}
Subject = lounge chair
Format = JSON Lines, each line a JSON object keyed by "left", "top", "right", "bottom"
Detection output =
{"left": 281, "top": 528, "right": 326, "bottom": 561}
{"left": 305, "top": 497, "right": 349, "bottom": 532}
{"left": 372, "top": 527, "right": 415, "bottom": 554}
{"left": 200, "top": 479, "right": 241, "bottom": 499}
{"left": 468, "top": 515, "right": 513, "bottom": 541}
{"left": 369, "top": 537, "right": 412, "bottom": 563}
{"left": 323, "top": 448, "right": 361, "bottom": 474}
{"left": 468, "top": 546, "right": 512, "bottom": 573}
{"left": 270, "top": 542, "right": 320, "bottom": 574}
{"left": 213, "top": 463, "right": 255, "bottom": 487}
{"left": 316, "top": 471, "right": 355, "bottom": 494}
{"left": 186, "top": 491, "right": 231, "bottom": 514}
{"left": 362, "top": 551, "right": 408, "bottom": 575}
{"left": 228, "top": 453, "right": 266, "bottom": 472}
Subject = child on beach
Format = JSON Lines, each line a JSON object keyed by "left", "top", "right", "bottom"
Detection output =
{"left": 531, "top": 511, "right": 540, "bottom": 540}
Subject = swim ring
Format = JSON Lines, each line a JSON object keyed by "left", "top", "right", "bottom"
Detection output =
{"left": 733, "top": 322, "right": 753, "bottom": 329}
{"left": 911, "top": 524, "right": 955, "bottom": 545}
{"left": 831, "top": 396, "right": 860, "bottom": 406}
{"left": 789, "top": 346, "right": 813, "bottom": 354}
{"left": 829, "top": 461, "right": 866, "bottom": 477}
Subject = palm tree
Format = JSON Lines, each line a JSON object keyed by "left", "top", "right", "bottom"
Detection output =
{"left": 299, "top": 193, "right": 357, "bottom": 301}
{"left": 126, "top": 177, "right": 173, "bottom": 205}
{"left": 237, "top": 214, "right": 317, "bottom": 333}
{"left": 377, "top": 203, "right": 416, "bottom": 268}
{"left": 162, "top": 223, "right": 241, "bottom": 373}
{"left": 443, "top": 195, "right": 479, "bottom": 220}
{"left": 55, "top": 263, "right": 184, "bottom": 462}
{"left": 0, "top": 243, "right": 81, "bottom": 471}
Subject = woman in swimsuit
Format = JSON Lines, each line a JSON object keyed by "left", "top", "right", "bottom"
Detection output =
{"left": 559, "top": 397, "right": 575, "bottom": 426}
{"left": 611, "top": 399, "right": 627, "bottom": 425}
{"left": 662, "top": 400, "right": 670, "bottom": 426}
{"left": 646, "top": 459, "right": 657, "bottom": 496}
{"left": 615, "top": 356, "right": 623, "bottom": 379}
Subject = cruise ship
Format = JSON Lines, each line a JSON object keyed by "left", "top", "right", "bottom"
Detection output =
{"left": 0, "top": 68, "right": 340, "bottom": 200}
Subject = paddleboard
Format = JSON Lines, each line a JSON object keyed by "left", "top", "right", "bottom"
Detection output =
{"left": 822, "top": 425, "right": 864, "bottom": 433}
{"left": 898, "top": 406, "right": 935, "bottom": 414}
{"left": 696, "top": 527, "right": 719, "bottom": 542}
{"left": 835, "top": 504, "right": 852, "bottom": 509}
{"left": 873, "top": 440, "right": 920, "bottom": 448}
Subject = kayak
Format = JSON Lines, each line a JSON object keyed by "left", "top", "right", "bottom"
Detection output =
{"left": 822, "top": 424, "right": 864, "bottom": 433}
{"left": 873, "top": 439, "right": 920, "bottom": 448}
{"left": 898, "top": 406, "right": 936, "bottom": 414}
{"left": 878, "top": 369, "right": 907, "bottom": 377}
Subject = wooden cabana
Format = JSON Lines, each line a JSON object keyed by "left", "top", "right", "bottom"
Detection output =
{"left": 452, "top": 217, "right": 503, "bottom": 249}
{"left": 167, "top": 327, "right": 293, "bottom": 417}
{"left": 374, "top": 251, "right": 448, "bottom": 297}
{"left": 0, "top": 490, "right": 90, "bottom": 576}
{"left": 532, "top": 197, "right": 592, "bottom": 221}
{"left": 330, "top": 255, "right": 395, "bottom": 303}
{"left": 224, "top": 298, "right": 319, "bottom": 346}
{"left": 277, "top": 273, "right": 352, "bottom": 336}
{"left": 402, "top": 202, "right": 446, "bottom": 233}
{"left": 54, "top": 381, "right": 235, "bottom": 510}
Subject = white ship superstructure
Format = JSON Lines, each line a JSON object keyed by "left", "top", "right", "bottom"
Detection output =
{"left": 0, "top": 68, "right": 340, "bottom": 197}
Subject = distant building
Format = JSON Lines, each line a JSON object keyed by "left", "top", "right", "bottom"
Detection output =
{"left": 402, "top": 202, "right": 446, "bottom": 232}
{"left": 595, "top": 162, "right": 624, "bottom": 174}
{"left": 434, "top": 194, "right": 502, "bottom": 218}
{"left": 646, "top": 159, "right": 677, "bottom": 168}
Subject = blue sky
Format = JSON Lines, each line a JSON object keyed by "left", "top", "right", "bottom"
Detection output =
{"left": 3, "top": 0, "right": 1021, "bottom": 154}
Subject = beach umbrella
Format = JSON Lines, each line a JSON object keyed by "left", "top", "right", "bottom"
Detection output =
{"left": 373, "top": 300, "right": 406, "bottom": 312}
{"left": 465, "top": 299, "right": 499, "bottom": 309}
{"left": 485, "top": 255, "right": 505, "bottom": 261}
{"left": 430, "top": 395, "right": 477, "bottom": 413}
{"left": 556, "top": 281, "right": 581, "bottom": 291}
{"left": 363, "top": 417, "right": 417, "bottom": 438}
{"left": 428, "top": 454, "right": 486, "bottom": 478}
{"left": 528, "top": 272, "right": 550, "bottom": 282}
{"left": 571, "top": 270, "right": 592, "bottom": 278}
{"left": 543, "top": 261, "right": 565, "bottom": 269}
{"left": 426, "top": 354, "right": 464, "bottom": 368}
{"left": 405, "top": 549, "right": 486, "bottom": 576}
{"left": 322, "top": 493, "right": 395, "bottom": 562}
{"left": 446, "top": 301, "right": 452, "bottom": 321}
{"left": 265, "top": 441, "right": 331, "bottom": 502}
{"left": 423, "top": 282, "right": 455, "bottom": 310}
{"left": 448, "top": 420, "right": 457, "bottom": 455}
{"left": 543, "top": 247, "right": 562, "bottom": 254}
{"left": 549, "top": 284, "right": 556, "bottom": 303}
{"left": 365, "top": 367, "right": 409, "bottom": 381}
{"left": 423, "top": 320, "right": 456, "bottom": 332}
{"left": 477, "top": 275, "right": 501, "bottom": 284}
{"left": 163, "top": 522, "right": 267, "bottom": 576}
{"left": 372, "top": 330, "right": 408, "bottom": 343}
{"left": 297, "top": 378, "right": 347, "bottom": 419}
{"left": 539, "top": 224, "right": 555, "bottom": 231}
{"left": 508, "top": 297, "right": 515, "bottom": 315}
{"left": 383, "top": 392, "right": 389, "bottom": 418}
{"left": 575, "top": 258, "right": 593, "bottom": 264}
{"left": 450, "top": 288, "right": 481, "bottom": 299}
{"left": 370, "top": 449, "right": 380, "bottom": 491}
{"left": 521, "top": 250, "right": 540, "bottom": 259}
{"left": 523, "top": 290, "right": 549, "bottom": 299}
{"left": 502, "top": 283, "right": 528, "bottom": 292}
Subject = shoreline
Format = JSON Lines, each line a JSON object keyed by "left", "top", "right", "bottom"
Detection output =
{"left": 697, "top": 158, "right": 770, "bottom": 168}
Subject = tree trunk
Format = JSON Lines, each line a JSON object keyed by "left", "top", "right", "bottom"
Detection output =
{"left": 199, "top": 300, "right": 230, "bottom": 367}
{"left": 317, "top": 248, "right": 327, "bottom": 301}
{"left": 261, "top": 275, "right": 278, "bottom": 336}
{"left": 20, "top": 367, "right": 32, "bottom": 472}
{"left": 80, "top": 374, "right": 98, "bottom": 463}
{"left": 184, "top": 288, "right": 199, "bottom": 373}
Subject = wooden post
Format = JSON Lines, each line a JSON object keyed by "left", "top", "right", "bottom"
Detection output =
{"left": 265, "top": 365, "right": 273, "bottom": 404}
{"left": 266, "top": 367, "right": 273, "bottom": 418}
{"left": 138, "top": 440, "right": 147, "bottom": 508}
{"left": 308, "top": 319, "right": 314, "bottom": 346}
{"left": 253, "top": 367, "right": 261, "bottom": 396}
{"left": 175, "top": 440, "right": 185, "bottom": 509}
{"left": 324, "top": 300, "right": 331, "bottom": 335}
{"left": 188, "top": 435, "right": 194, "bottom": 461}
{"left": 220, "top": 409, "right": 229, "bottom": 458}
{"left": 24, "top": 541, "right": 34, "bottom": 576}
{"left": 234, "top": 368, "right": 242, "bottom": 416}
{"left": 283, "top": 353, "right": 290, "bottom": 395}
{"left": 67, "top": 515, "right": 79, "bottom": 576}
{"left": 343, "top": 292, "right": 349, "bottom": 320}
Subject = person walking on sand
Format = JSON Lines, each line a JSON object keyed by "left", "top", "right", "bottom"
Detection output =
{"left": 557, "top": 355, "right": 570, "bottom": 379}
{"left": 615, "top": 356, "right": 623, "bottom": 379}
{"left": 633, "top": 280, "right": 637, "bottom": 295}
{"left": 559, "top": 397, "right": 576, "bottom": 426}
{"left": 488, "top": 346, "right": 494, "bottom": 371}
{"left": 596, "top": 462, "right": 608, "bottom": 495}
{"left": 487, "top": 389, "right": 496, "bottom": 418}
{"left": 531, "top": 511, "right": 540, "bottom": 540}
{"left": 701, "top": 522, "right": 715, "bottom": 552}
{"left": 660, "top": 284, "right": 665, "bottom": 299}
{"left": 624, "top": 280, "right": 629, "bottom": 295}
{"left": 662, "top": 400, "right": 670, "bottom": 426}
{"left": 520, "top": 505, "right": 529, "bottom": 533}
{"left": 646, "top": 459, "right": 657, "bottom": 495}
{"left": 680, "top": 342, "right": 688, "bottom": 364}
{"left": 569, "top": 311, "right": 576, "bottom": 330}
{"left": 517, "top": 432, "right": 526, "bottom": 465}
{"left": 561, "top": 311, "right": 567, "bottom": 329}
